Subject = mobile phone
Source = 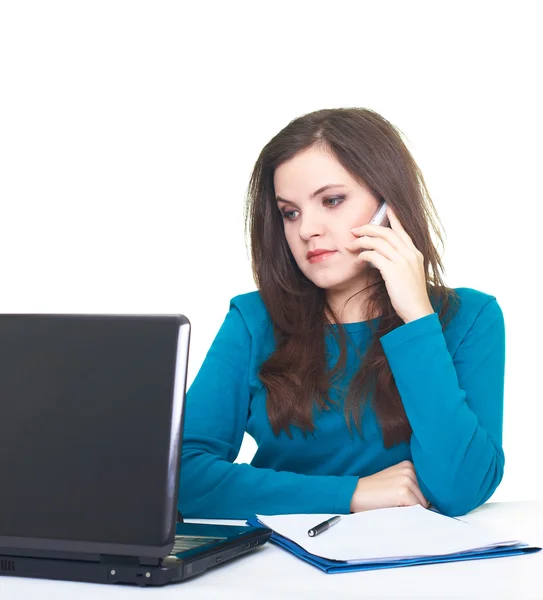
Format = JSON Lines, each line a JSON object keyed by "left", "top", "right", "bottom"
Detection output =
{"left": 369, "top": 201, "right": 389, "bottom": 227}
{"left": 366, "top": 201, "right": 389, "bottom": 268}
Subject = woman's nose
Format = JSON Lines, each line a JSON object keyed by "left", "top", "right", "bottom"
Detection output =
{"left": 298, "top": 213, "right": 325, "bottom": 240}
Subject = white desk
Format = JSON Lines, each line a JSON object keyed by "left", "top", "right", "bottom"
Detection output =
{"left": 1, "top": 501, "right": 542, "bottom": 600}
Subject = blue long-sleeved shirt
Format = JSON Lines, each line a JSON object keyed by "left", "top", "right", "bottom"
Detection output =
{"left": 178, "top": 287, "right": 505, "bottom": 519}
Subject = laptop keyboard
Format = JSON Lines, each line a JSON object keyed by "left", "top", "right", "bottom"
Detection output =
{"left": 170, "top": 535, "right": 227, "bottom": 555}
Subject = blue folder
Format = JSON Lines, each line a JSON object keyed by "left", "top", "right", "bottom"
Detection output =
{"left": 247, "top": 517, "right": 541, "bottom": 573}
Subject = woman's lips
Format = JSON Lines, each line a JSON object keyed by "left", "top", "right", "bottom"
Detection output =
{"left": 308, "top": 251, "right": 337, "bottom": 264}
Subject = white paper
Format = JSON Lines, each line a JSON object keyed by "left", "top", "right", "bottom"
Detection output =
{"left": 256, "top": 505, "right": 523, "bottom": 563}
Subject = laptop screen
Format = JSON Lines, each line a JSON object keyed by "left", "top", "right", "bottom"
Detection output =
{"left": 0, "top": 314, "right": 189, "bottom": 549}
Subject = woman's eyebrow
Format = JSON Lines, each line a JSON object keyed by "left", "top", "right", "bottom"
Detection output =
{"left": 276, "top": 183, "right": 346, "bottom": 204}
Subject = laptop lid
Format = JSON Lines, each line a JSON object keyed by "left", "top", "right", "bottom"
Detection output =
{"left": 0, "top": 314, "right": 190, "bottom": 561}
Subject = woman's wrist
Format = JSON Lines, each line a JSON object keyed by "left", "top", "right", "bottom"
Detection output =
{"left": 350, "top": 477, "right": 365, "bottom": 513}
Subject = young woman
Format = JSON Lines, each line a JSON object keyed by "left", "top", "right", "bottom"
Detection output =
{"left": 178, "top": 108, "right": 505, "bottom": 519}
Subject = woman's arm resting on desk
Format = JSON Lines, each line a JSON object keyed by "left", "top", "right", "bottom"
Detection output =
{"left": 379, "top": 297, "right": 505, "bottom": 517}
{"left": 178, "top": 305, "right": 359, "bottom": 520}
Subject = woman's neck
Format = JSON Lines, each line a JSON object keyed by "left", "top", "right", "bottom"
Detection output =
{"left": 325, "top": 277, "right": 383, "bottom": 324}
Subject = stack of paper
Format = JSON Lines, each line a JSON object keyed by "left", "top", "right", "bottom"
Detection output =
{"left": 249, "top": 505, "right": 541, "bottom": 573}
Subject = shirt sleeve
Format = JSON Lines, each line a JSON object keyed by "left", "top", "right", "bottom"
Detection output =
{"left": 379, "top": 297, "right": 505, "bottom": 517}
{"left": 178, "top": 304, "right": 359, "bottom": 519}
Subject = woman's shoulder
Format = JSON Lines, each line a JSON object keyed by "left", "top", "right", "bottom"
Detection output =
{"left": 451, "top": 286, "right": 500, "bottom": 313}
{"left": 441, "top": 286, "right": 504, "bottom": 335}
{"left": 228, "top": 290, "right": 273, "bottom": 332}
{"left": 226, "top": 291, "right": 275, "bottom": 361}
{"left": 451, "top": 286, "right": 498, "bottom": 308}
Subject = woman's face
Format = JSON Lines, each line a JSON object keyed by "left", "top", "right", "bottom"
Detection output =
{"left": 273, "top": 145, "right": 381, "bottom": 294}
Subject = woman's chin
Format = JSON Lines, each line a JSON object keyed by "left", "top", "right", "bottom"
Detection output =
{"left": 307, "top": 271, "right": 366, "bottom": 291}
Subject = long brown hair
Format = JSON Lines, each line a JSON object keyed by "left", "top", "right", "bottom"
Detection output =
{"left": 244, "top": 108, "right": 460, "bottom": 448}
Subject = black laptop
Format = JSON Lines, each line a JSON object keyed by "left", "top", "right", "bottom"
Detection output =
{"left": 0, "top": 314, "right": 271, "bottom": 586}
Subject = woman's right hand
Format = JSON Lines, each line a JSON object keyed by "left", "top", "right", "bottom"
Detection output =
{"left": 350, "top": 460, "right": 430, "bottom": 513}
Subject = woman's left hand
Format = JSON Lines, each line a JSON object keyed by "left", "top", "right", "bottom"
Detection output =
{"left": 346, "top": 205, "right": 435, "bottom": 324}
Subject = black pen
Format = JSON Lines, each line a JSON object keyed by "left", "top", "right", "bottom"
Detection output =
{"left": 307, "top": 515, "right": 341, "bottom": 537}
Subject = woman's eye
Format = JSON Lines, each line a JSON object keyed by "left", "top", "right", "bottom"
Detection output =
{"left": 282, "top": 209, "right": 299, "bottom": 220}
{"left": 281, "top": 196, "right": 344, "bottom": 220}
{"left": 323, "top": 195, "right": 345, "bottom": 207}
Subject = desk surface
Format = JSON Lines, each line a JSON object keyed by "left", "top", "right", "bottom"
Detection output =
{"left": 1, "top": 500, "right": 542, "bottom": 600}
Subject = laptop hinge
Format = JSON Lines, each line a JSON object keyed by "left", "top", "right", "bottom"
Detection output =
{"left": 99, "top": 554, "right": 159, "bottom": 566}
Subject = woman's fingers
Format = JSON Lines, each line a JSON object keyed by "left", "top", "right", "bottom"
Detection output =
{"left": 396, "top": 482, "right": 428, "bottom": 508}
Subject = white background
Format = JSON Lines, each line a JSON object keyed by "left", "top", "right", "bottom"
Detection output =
{"left": 0, "top": 1, "right": 541, "bottom": 503}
